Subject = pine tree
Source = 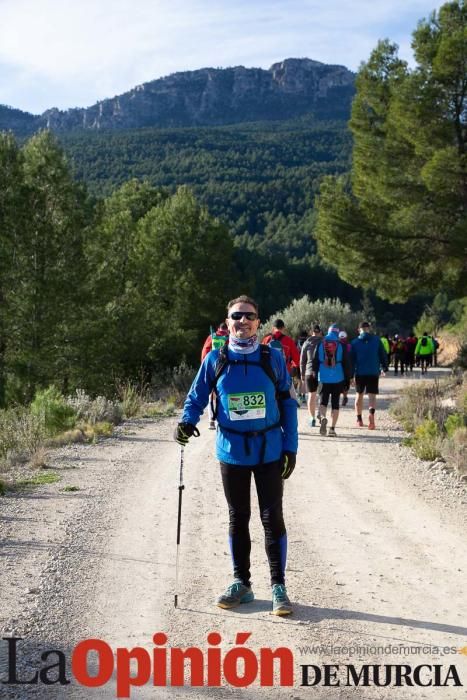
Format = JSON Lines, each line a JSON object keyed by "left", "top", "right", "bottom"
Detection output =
{"left": 315, "top": 1, "right": 467, "bottom": 302}
{"left": 0, "top": 133, "right": 23, "bottom": 405}
{"left": 8, "top": 131, "right": 90, "bottom": 400}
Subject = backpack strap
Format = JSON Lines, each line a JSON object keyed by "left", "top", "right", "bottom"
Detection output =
{"left": 210, "top": 344, "right": 291, "bottom": 418}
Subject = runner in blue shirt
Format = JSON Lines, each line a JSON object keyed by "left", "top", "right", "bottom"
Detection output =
{"left": 174, "top": 295, "right": 298, "bottom": 615}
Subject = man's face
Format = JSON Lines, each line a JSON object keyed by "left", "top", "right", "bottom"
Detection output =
{"left": 226, "top": 303, "right": 260, "bottom": 339}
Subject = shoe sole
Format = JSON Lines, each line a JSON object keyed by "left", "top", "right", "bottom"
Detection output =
{"left": 216, "top": 593, "right": 254, "bottom": 609}
{"left": 319, "top": 418, "right": 327, "bottom": 436}
{"left": 271, "top": 607, "right": 293, "bottom": 616}
{"left": 328, "top": 432, "right": 336, "bottom": 437}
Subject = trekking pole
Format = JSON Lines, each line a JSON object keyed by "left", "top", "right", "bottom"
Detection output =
{"left": 174, "top": 445, "right": 185, "bottom": 608}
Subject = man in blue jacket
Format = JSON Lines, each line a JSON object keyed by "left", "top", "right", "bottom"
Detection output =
{"left": 351, "top": 321, "right": 388, "bottom": 430}
{"left": 174, "top": 295, "right": 298, "bottom": 615}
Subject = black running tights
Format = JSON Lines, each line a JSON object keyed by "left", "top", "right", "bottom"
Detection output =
{"left": 220, "top": 461, "right": 287, "bottom": 587}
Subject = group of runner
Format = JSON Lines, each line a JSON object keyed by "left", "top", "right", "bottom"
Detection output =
{"left": 381, "top": 332, "right": 438, "bottom": 375}
{"left": 288, "top": 319, "right": 387, "bottom": 436}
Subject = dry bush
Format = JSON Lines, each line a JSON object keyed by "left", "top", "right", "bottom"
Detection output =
{"left": 29, "top": 446, "right": 49, "bottom": 469}
{"left": 442, "top": 427, "right": 467, "bottom": 476}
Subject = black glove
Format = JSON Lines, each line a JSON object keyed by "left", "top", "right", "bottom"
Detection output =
{"left": 174, "top": 422, "right": 199, "bottom": 446}
{"left": 280, "top": 451, "right": 296, "bottom": 479}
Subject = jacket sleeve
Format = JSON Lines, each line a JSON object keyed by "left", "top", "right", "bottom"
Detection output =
{"left": 182, "top": 355, "right": 215, "bottom": 425}
{"left": 275, "top": 354, "right": 298, "bottom": 454}
{"left": 288, "top": 337, "right": 301, "bottom": 368}
{"left": 415, "top": 339, "right": 421, "bottom": 355}
{"left": 312, "top": 344, "right": 320, "bottom": 375}
{"left": 300, "top": 341, "right": 308, "bottom": 378}
{"left": 351, "top": 342, "right": 357, "bottom": 376}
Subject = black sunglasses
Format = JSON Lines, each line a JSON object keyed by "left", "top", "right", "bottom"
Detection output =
{"left": 229, "top": 311, "right": 258, "bottom": 321}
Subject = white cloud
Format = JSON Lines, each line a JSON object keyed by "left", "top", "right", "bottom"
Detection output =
{"left": 0, "top": 0, "right": 446, "bottom": 112}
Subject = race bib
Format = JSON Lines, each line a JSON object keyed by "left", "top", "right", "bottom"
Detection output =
{"left": 228, "top": 392, "right": 266, "bottom": 421}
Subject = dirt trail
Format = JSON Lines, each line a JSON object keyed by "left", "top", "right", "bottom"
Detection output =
{"left": 1, "top": 370, "right": 466, "bottom": 699}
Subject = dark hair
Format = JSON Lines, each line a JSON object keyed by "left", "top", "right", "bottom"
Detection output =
{"left": 359, "top": 321, "right": 371, "bottom": 329}
{"left": 273, "top": 319, "right": 285, "bottom": 329}
{"left": 312, "top": 324, "right": 321, "bottom": 333}
{"left": 226, "top": 295, "right": 259, "bottom": 315}
{"left": 219, "top": 322, "right": 228, "bottom": 331}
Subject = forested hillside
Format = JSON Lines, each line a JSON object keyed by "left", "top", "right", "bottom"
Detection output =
{"left": 60, "top": 117, "right": 350, "bottom": 235}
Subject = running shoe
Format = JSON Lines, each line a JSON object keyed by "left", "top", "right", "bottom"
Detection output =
{"left": 319, "top": 417, "right": 328, "bottom": 436}
{"left": 368, "top": 414, "right": 376, "bottom": 430}
{"left": 328, "top": 427, "right": 337, "bottom": 437}
{"left": 271, "top": 583, "right": 293, "bottom": 616}
{"left": 216, "top": 580, "right": 254, "bottom": 609}
{"left": 209, "top": 420, "right": 216, "bottom": 430}
{"left": 356, "top": 416, "right": 364, "bottom": 427}
{"left": 342, "top": 395, "right": 348, "bottom": 407}
{"left": 309, "top": 418, "right": 316, "bottom": 428}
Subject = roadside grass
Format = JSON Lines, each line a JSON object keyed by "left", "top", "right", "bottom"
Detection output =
{"left": 141, "top": 399, "right": 177, "bottom": 418}
{"left": 0, "top": 374, "right": 184, "bottom": 495}
{"left": 15, "top": 471, "right": 60, "bottom": 489}
{"left": 116, "top": 380, "right": 147, "bottom": 418}
{"left": 61, "top": 485, "right": 80, "bottom": 492}
{"left": 392, "top": 372, "right": 466, "bottom": 475}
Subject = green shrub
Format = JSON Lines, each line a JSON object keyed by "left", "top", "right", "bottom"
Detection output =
{"left": 30, "top": 386, "right": 77, "bottom": 436}
{"left": 261, "top": 296, "right": 365, "bottom": 339}
{"left": 93, "top": 421, "right": 114, "bottom": 437}
{"left": 0, "top": 479, "right": 5, "bottom": 496}
{"left": 412, "top": 419, "right": 442, "bottom": 461}
{"left": 66, "top": 389, "right": 123, "bottom": 425}
{"left": 444, "top": 413, "right": 465, "bottom": 437}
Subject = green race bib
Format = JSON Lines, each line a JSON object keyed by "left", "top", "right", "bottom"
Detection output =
{"left": 228, "top": 392, "right": 266, "bottom": 421}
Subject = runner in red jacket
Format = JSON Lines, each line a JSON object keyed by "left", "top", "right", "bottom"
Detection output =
{"left": 201, "top": 323, "right": 229, "bottom": 428}
{"left": 261, "top": 320, "right": 300, "bottom": 376}
{"left": 262, "top": 320, "right": 301, "bottom": 404}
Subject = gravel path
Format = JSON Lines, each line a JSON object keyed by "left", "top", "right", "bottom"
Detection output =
{"left": 1, "top": 370, "right": 466, "bottom": 698}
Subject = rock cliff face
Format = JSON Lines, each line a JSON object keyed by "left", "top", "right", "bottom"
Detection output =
{"left": 1, "top": 58, "right": 355, "bottom": 134}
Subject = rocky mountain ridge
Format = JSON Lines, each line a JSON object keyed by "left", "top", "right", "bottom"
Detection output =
{"left": 1, "top": 58, "right": 354, "bottom": 135}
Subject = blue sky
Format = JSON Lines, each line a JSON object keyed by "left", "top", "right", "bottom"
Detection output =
{"left": 0, "top": 0, "right": 445, "bottom": 115}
